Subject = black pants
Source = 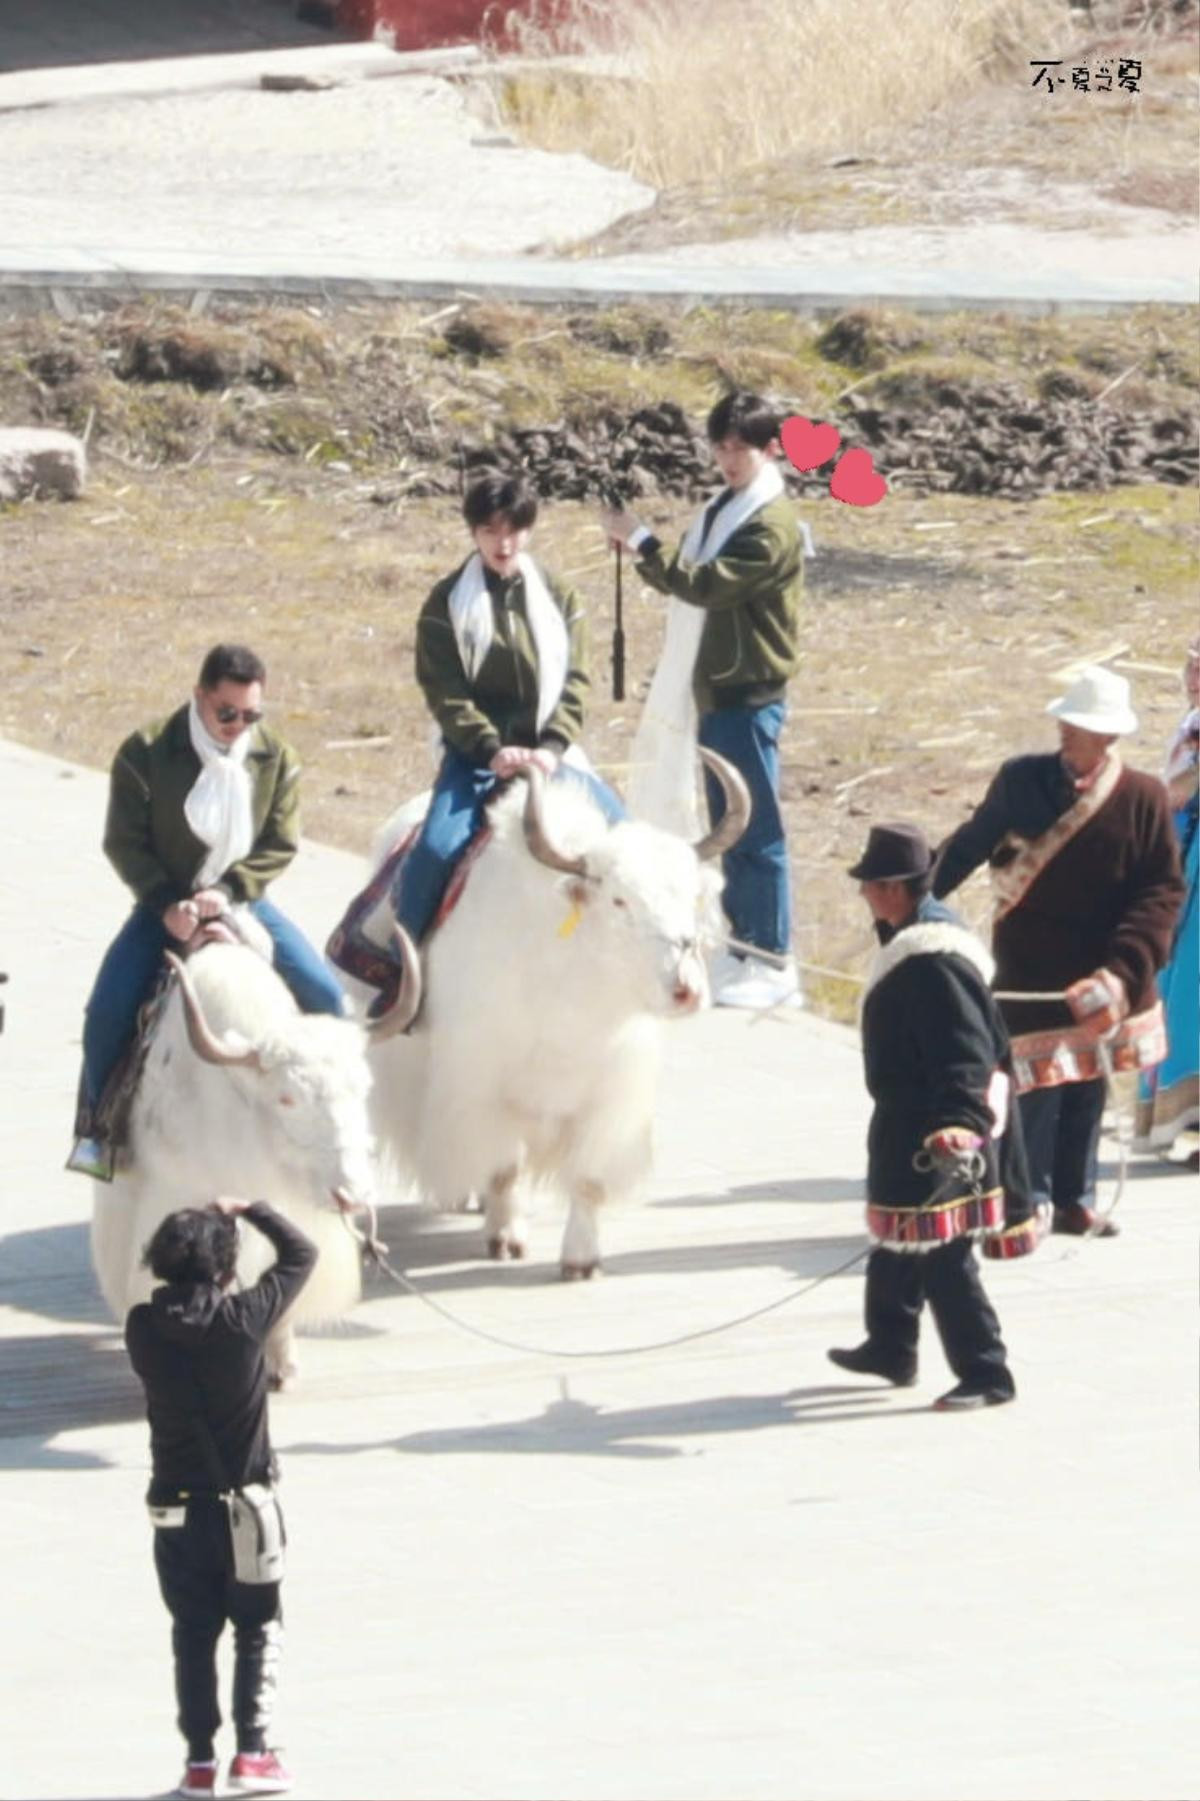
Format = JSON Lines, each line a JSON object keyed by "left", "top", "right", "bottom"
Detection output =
{"left": 1018, "top": 1077, "right": 1106, "bottom": 1213}
{"left": 153, "top": 1496, "right": 282, "bottom": 1762}
{"left": 865, "top": 1237, "right": 1014, "bottom": 1395}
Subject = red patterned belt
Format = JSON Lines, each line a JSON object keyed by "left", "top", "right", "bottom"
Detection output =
{"left": 867, "top": 1187, "right": 1004, "bottom": 1251}
{"left": 1009, "top": 1000, "right": 1166, "bottom": 1095}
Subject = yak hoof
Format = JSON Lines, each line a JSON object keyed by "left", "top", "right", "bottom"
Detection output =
{"left": 560, "top": 1261, "right": 601, "bottom": 1282}
{"left": 486, "top": 1234, "right": 526, "bottom": 1261}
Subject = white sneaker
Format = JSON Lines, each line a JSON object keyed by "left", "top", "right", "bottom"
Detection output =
{"left": 708, "top": 948, "right": 748, "bottom": 989}
{"left": 713, "top": 957, "right": 804, "bottom": 1011}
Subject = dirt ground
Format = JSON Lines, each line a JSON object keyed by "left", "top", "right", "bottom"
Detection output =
{"left": 3, "top": 292, "right": 1195, "bottom": 1016}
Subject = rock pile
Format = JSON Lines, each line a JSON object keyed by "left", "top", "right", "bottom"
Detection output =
{"left": 0, "top": 427, "right": 87, "bottom": 501}
{"left": 455, "top": 387, "right": 1197, "bottom": 504}
{"left": 841, "top": 384, "right": 1198, "bottom": 497}
{"left": 459, "top": 402, "right": 712, "bottom": 503}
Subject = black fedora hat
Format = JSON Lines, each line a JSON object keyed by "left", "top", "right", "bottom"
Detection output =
{"left": 847, "top": 821, "right": 933, "bottom": 882}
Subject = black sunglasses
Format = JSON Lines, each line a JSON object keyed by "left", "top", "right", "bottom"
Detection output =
{"left": 214, "top": 705, "right": 263, "bottom": 726}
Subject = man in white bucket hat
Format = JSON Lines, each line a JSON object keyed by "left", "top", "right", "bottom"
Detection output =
{"left": 933, "top": 665, "right": 1183, "bottom": 1238}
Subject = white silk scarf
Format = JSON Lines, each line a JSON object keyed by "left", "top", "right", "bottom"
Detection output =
{"left": 184, "top": 698, "right": 256, "bottom": 887}
{"left": 448, "top": 552, "right": 568, "bottom": 735}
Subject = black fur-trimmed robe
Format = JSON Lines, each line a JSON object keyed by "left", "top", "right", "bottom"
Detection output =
{"left": 861, "top": 901, "right": 1036, "bottom": 1257}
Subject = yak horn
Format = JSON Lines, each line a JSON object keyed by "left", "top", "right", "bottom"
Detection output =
{"left": 366, "top": 925, "right": 423, "bottom": 1042}
{"left": 166, "top": 950, "right": 261, "bottom": 1069}
{"left": 693, "top": 749, "right": 752, "bottom": 862}
{"left": 520, "top": 765, "right": 589, "bottom": 877}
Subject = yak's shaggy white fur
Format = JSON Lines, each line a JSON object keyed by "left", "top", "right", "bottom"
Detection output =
{"left": 91, "top": 938, "right": 377, "bottom": 1382}
{"left": 369, "top": 777, "right": 722, "bottom": 1274}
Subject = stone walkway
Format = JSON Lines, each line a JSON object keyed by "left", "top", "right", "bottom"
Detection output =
{"left": 0, "top": 20, "right": 1194, "bottom": 309}
{"left": 0, "top": 734, "right": 1195, "bottom": 1800}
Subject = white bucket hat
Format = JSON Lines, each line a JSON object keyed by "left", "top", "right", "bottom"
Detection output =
{"left": 1046, "top": 664, "right": 1138, "bottom": 736}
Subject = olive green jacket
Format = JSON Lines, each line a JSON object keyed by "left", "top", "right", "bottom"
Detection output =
{"left": 635, "top": 493, "right": 804, "bottom": 713}
{"left": 416, "top": 559, "right": 590, "bottom": 766}
{"left": 103, "top": 704, "right": 302, "bottom": 915}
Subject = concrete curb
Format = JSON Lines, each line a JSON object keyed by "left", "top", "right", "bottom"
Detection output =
{"left": 1, "top": 264, "right": 1192, "bottom": 317}
{"left": 0, "top": 39, "right": 480, "bottom": 114}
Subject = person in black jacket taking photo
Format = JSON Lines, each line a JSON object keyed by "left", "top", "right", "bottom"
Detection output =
{"left": 125, "top": 1198, "right": 316, "bottom": 1800}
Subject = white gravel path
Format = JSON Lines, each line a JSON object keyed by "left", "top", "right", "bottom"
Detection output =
{"left": 0, "top": 77, "right": 653, "bottom": 265}
{"left": 0, "top": 58, "right": 1193, "bottom": 306}
{"left": 598, "top": 217, "right": 1198, "bottom": 305}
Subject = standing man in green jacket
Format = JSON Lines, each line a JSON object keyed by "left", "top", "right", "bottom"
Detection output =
{"left": 70, "top": 643, "right": 344, "bottom": 1176}
{"left": 600, "top": 392, "right": 805, "bottom": 1009}
{"left": 367, "top": 470, "right": 623, "bottom": 1021}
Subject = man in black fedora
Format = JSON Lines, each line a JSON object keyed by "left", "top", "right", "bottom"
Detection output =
{"left": 829, "top": 822, "right": 1038, "bottom": 1409}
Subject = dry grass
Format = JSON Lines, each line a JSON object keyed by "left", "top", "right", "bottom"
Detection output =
{"left": 486, "top": 0, "right": 1197, "bottom": 256}
{"left": 495, "top": 0, "right": 1065, "bottom": 188}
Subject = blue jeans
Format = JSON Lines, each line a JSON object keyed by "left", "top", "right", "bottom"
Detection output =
{"left": 392, "top": 747, "right": 626, "bottom": 944}
{"left": 1018, "top": 1078, "right": 1107, "bottom": 1213}
{"left": 698, "top": 701, "right": 791, "bottom": 956}
{"left": 82, "top": 898, "right": 344, "bottom": 1113}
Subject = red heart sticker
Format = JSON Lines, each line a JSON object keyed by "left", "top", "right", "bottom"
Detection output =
{"left": 829, "top": 447, "right": 888, "bottom": 507}
{"left": 780, "top": 415, "right": 841, "bottom": 472}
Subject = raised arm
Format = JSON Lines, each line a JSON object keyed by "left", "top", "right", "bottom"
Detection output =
{"left": 636, "top": 512, "right": 799, "bottom": 612}
{"left": 932, "top": 767, "right": 1015, "bottom": 898}
{"left": 224, "top": 1200, "right": 318, "bottom": 1340}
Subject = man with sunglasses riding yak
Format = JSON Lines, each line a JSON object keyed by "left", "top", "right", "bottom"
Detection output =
{"left": 69, "top": 643, "right": 345, "bottom": 1177}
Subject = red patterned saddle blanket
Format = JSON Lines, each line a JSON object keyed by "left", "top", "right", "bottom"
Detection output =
{"left": 326, "top": 823, "right": 492, "bottom": 989}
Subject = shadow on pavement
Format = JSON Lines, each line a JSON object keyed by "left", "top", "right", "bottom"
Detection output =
{"left": 0, "top": 0, "right": 347, "bottom": 74}
{"left": 1102, "top": 1151, "right": 1196, "bottom": 1183}
{"left": 0, "top": 1219, "right": 110, "bottom": 1328}
{"left": 360, "top": 1201, "right": 868, "bottom": 1299}
{"left": 652, "top": 1176, "right": 864, "bottom": 1209}
{"left": 285, "top": 1379, "right": 934, "bottom": 1463}
{"left": 0, "top": 1329, "right": 138, "bottom": 1465}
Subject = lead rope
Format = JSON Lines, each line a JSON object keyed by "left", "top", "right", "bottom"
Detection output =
{"left": 337, "top": 981, "right": 1129, "bottom": 1359}
{"left": 339, "top": 1200, "right": 868, "bottom": 1360}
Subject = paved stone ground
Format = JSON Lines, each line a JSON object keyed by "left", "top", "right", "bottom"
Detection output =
{"left": 1, "top": 734, "right": 1196, "bottom": 1801}
{"left": 0, "top": 20, "right": 1194, "bottom": 307}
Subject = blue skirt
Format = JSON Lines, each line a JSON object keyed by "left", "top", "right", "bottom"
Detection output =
{"left": 1136, "top": 802, "right": 1199, "bottom": 1149}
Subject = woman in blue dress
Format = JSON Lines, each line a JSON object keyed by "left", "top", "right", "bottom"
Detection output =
{"left": 1135, "top": 638, "right": 1199, "bottom": 1159}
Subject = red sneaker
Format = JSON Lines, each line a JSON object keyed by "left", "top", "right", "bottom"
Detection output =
{"left": 228, "top": 1749, "right": 294, "bottom": 1794}
{"left": 175, "top": 1764, "right": 217, "bottom": 1799}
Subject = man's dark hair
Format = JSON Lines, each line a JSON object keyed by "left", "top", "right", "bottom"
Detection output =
{"left": 462, "top": 472, "right": 538, "bottom": 533}
{"left": 198, "top": 644, "right": 267, "bottom": 690}
{"left": 706, "top": 391, "right": 781, "bottom": 449}
{"left": 902, "top": 870, "right": 933, "bottom": 903}
{"left": 142, "top": 1208, "right": 238, "bottom": 1286}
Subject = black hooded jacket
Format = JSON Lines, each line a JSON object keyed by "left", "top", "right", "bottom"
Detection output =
{"left": 861, "top": 896, "right": 1032, "bottom": 1222}
{"left": 125, "top": 1202, "right": 316, "bottom": 1505}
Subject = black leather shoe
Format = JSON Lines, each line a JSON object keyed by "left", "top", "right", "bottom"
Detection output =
{"left": 1051, "top": 1204, "right": 1119, "bottom": 1238}
{"left": 827, "top": 1344, "right": 917, "bottom": 1387}
{"left": 933, "top": 1382, "right": 1015, "bottom": 1411}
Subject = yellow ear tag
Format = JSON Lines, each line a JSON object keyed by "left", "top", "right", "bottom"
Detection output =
{"left": 557, "top": 902, "right": 583, "bottom": 940}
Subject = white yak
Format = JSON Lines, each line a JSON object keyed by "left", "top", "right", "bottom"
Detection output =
{"left": 367, "top": 752, "right": 749, "bottom": 1276}
{"left": 90, "top": 926, "right": 410, "bottom": 1383}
